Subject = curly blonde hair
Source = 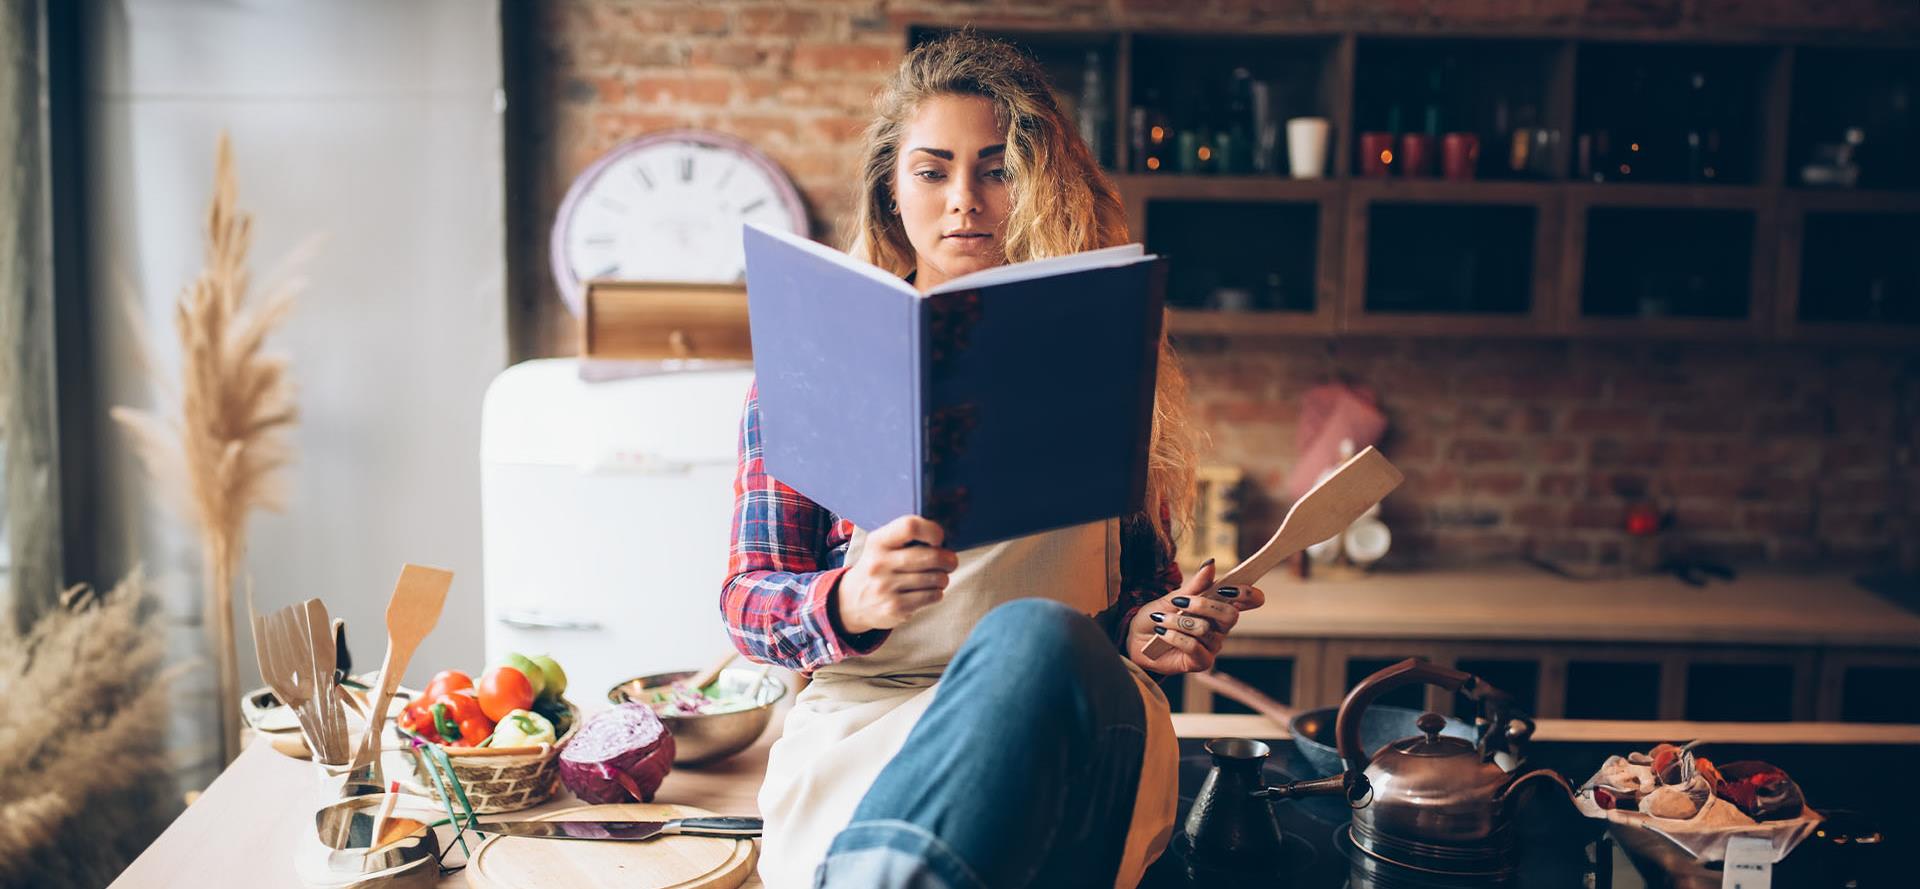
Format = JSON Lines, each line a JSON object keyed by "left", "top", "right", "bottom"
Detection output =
{"left": 846, "top": 32, "right": 1199, "bottom": 546}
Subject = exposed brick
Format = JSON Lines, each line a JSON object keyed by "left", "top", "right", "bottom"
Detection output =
{"left": 1510, "top": 501, "right": 1568, "bottom": 527}
{"left": 1591, "top": 439, "right": 1664, "bottom": 467}
{"left": 526, "top": 2, "right": 1917, "bottom": 573}
{"left": 1462, "top": 470, "right": 1528, "bottom": 496}
{"left": 1744, "top": 505, "right": 1814, "bottom": 536}
{"left": 1536, "top": 472, "right": 1584, "bottom": 498}
{"left": 1566, "top": 407, "right": 1652, "bottom": 435}
{"left": 793, "top": 42, "right": 899, "bottom": 75}
{"left": 738, "top": 8, "right": 832, "bottom": 37}
{"left": 630, "top": 75, "right": 732, "bottom": 106}
{"left": 1451, "top": 438, "right": 1526, "bottom": 464}
{"left": 1528, "top": 536, "right": 1593, "bottom": 564}
{"left": 1570, "top": 503, "right": 1625, "bottom": 531}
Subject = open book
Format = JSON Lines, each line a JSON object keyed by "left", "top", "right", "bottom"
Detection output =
{"left": 742, "top": 222, "right": 1168, "bottom": 551}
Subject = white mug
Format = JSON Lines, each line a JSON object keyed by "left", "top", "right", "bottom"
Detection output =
{"left": 1286, "top": 117, "right": 1331, "bottom": 180}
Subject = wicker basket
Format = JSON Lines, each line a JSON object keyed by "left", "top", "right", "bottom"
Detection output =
{"left": 409, "top": 701, "right": 578, "bottom": 814}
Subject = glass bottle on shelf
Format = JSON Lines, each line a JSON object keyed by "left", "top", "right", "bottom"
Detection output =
{"left": 1078, "top": 49, "right": 1110, "bottom": 168}
{"left": 1224, "top": 67, "right": 1255, "bottom": 175}
{"left": 1131, "top": 87, "right": 1170, "bottom": 173}
{"left": 1684, "top": 70, "right": 1721, "bottom": 183}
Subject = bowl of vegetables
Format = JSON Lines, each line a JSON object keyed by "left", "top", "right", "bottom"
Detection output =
{"left": 398, "top": 652, "right": 578, "bottom": 813}
{"left": 608, "top": 666, "right": 787, "bottom": 766}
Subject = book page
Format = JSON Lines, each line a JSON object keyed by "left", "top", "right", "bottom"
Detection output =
{"left": 745, "top": 222, "right": 917, "bottom": 296}
{"left": 930, "top": 243, "right": 1150, "bottom": 294}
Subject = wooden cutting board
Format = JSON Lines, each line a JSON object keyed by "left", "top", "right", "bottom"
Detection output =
{"left": 465, "top": 803, "right": 757, "bottom": 889}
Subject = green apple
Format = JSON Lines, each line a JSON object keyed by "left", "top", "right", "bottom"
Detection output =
{"left": 501, "top": 652, "right": 547, "bottom": 698}
{"left": 529, "top": 654, "right": 567, "bottom": 699}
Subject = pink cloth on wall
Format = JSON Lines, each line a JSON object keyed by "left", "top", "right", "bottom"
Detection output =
{"left": 1285, "top": 383, "right": 1388, "bottom": 500}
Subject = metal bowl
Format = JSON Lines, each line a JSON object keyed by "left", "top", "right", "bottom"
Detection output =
{"left": 606, "top": 666, "right": 788, "bottom": 766}
{"left": 1287, "top": 705, "right": 1475, "bottom": 777}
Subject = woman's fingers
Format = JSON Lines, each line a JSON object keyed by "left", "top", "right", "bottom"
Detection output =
{"left": 1215, "top": 584, "right": 1266, "bottom": 611}
{"left": 1148, "top": 625, "right": 1213, "bottom": 669}
{"left": 887, "top": 571, "right": 950, "bottom": 593}
{"left": 1171, "top": 595, "right": 1239, "bottom": 633}
{"left": 873, "top": 514, "right": 946, "bottom": 549}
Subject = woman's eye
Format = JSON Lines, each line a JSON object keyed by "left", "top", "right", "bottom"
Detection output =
{"left": 984, "top": 168, "right": 1008, "bottom": 182}
{"left": 914, "top": 169, "right": 945, "bottom": 182}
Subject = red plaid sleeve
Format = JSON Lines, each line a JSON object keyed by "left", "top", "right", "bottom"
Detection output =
{"left": 720, "top": 384, "right": 880, "bottom": 674}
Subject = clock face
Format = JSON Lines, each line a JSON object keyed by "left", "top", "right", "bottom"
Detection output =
{"left": 550, "top": 129, "right": 808, "bottom": 316}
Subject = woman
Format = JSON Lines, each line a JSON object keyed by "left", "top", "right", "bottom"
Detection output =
{"left": 721, "top": 33, "right": 1266, "bottom": 889}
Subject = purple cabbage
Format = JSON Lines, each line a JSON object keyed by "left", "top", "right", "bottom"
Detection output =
{"left": 558, "top": 702, "right": 676, "bottom": 804}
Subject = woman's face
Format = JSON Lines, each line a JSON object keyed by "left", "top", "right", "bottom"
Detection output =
{"left": 891, "top": 94, "right": 1012, "bottom": 291}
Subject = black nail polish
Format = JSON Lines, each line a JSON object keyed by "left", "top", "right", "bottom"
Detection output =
{"left": 1217, "top": 587, "right": 1240, "bottom": 598}
{"left": 1201, "top": 558, "right": 1216, "bottom": 569}
{"left": 1148, "top": 612, "right": 1166, "bottom": 623}
{"left": 1153, "top": 626, "right": 1167, "bottom": 635}
{"left": 1172, "top": 596, "right": 1191, "bottom": 608}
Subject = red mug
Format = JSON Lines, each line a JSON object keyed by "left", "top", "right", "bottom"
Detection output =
{"left": 1359, "top": 132, "right": 1395, "bottom": 178}
{"left": 1399, "top": 133, "right": 1436, "bottom": 178}
{"left": 1442, "top": 132, "right": 1480, "bottom": 180}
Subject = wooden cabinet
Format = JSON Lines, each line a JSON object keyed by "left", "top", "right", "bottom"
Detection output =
{"left": 909, "top": 25, "right": 1920, "bottom": 345}
{"left": 1174, "top": 569, "right": 1920, "bottom": 724}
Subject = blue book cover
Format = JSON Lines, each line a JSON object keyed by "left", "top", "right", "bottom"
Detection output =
{"left": 743, "top": 223, "right": 1166, "bottom": 551}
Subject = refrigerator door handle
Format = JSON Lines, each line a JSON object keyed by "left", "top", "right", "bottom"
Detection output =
{"left": 497, "top": 610, "right": 604, "bottom": 631}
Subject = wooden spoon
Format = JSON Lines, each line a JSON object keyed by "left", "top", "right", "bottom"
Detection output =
{"left": 1144, "top": 446, "right": 1402, "bottom": 659}
{"left": 349, "top": 564, "right": 455, "bottom": 773}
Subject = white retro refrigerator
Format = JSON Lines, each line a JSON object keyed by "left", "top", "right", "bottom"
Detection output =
{"left": 479, "top": 359, "right": 757, "bottom": 704}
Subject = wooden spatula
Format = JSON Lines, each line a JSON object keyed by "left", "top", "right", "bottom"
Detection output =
{"left": 349, "top": 564, "right": 455, "bottom": 773}
{"left": 1144, "top": 446, "right": 1402, "bottom": 660}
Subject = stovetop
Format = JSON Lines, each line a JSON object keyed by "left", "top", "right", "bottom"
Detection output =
{"left": 1144, "top": 737, "right": 1903, "bottom": 889}
{"left": 1141, "top": 742, "right": 1600, "bottom": 889}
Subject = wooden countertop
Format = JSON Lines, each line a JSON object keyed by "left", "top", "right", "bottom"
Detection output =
{"left": 113, "top": 708, "right": 1920, "bottom": 888}
{"left": 1232, "top": 566, "right": 1920, "bottom": 647}
{"left": 109, "top": 734, "right": 775, "bottom": 889}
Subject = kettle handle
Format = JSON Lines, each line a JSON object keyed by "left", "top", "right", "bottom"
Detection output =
{"left": 1333, "top": 658, "right": 1475, "bottom": 777}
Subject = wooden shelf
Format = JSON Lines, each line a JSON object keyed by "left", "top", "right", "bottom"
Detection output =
{"left": 1347, "top": 178, "right": 1558, "bottom": 205}
{"left": 1112, "top": 174, "right": 1341, "bottom": 202}
{"left": 1168, "top": 308, "right": 1332, "bottom": 336}
{"left": 1567, "top": 182, "right": 1773, "bottom": 208}
{"left": 1783, "top": 188, "right": 1920, "bottom": 213}
{"left": 939, "top": 23, "right": 1920, "bottom": 343}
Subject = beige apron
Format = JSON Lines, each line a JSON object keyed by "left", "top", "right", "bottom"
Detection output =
{"left": 756, "top": 519, "right": 1179, "bottom": 889}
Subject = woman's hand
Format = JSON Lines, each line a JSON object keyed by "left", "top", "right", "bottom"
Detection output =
{"left": 835, "top": 515, "right": 959, "bottom": 634}
{"left": 1127, "top": 560, "right": 1267, "bottom": 674}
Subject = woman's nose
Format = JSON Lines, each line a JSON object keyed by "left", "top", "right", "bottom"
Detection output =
{"left": 947, "top": 177, "right": 979, "bottom": 215}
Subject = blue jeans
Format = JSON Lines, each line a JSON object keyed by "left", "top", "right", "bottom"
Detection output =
{"left": 812, "top": 598, "right": 1151, "bottom": 889}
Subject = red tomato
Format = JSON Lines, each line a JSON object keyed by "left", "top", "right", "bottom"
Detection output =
{"left": 424, "top": 669, "right": 474, "bottom": 702}
{"left": 456, "top": 716, "right": 495, "bottom": 747}
{"left": 477, "top": 666, "right": 535, "bottom": 722}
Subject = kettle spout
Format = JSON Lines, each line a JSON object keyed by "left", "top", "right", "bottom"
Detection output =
{"left": 1254, "top": 771, "right": 1366, "bottom": 805}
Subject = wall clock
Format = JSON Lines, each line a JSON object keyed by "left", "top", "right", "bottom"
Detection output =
{"left": 550, "top": 129, "right": 809, "bottom": 316}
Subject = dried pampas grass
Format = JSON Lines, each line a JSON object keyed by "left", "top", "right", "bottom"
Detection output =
{"left": 111, "top": 132, "right": 302, "bottom": 764}
{"left": 0, "top": 573, "right": 177, "bottom": 889}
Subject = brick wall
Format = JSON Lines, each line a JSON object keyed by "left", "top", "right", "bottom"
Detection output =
{"left": 512, "top": 0, "right": 1920, "bottom": 570}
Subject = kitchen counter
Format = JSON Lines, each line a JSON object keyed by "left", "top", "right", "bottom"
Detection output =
{"left": 1235, "top": 567, "right": 1920, "bottom": 647}
{"left": 111, "top": 712, "right": 1918, "bottom": 889}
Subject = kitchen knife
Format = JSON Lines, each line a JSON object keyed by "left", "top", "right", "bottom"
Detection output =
{"left": 476, "top": 816, "right": 762, "bottom": 841}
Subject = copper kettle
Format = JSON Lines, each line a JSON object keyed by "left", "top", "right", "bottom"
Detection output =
{"left": 1195, "top": 658, "right": 1573, "bottom": 876}
{"left": 1332, "top": 658, "right": 1573, "bottom": 874}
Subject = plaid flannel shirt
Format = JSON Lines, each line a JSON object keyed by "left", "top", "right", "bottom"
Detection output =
{"left": 720, "top": 383, "right": 1184, "bottom": 675}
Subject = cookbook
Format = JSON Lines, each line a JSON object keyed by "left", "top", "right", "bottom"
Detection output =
{"left": 742, "top": 222, "right": 1168, "bottom": 551}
